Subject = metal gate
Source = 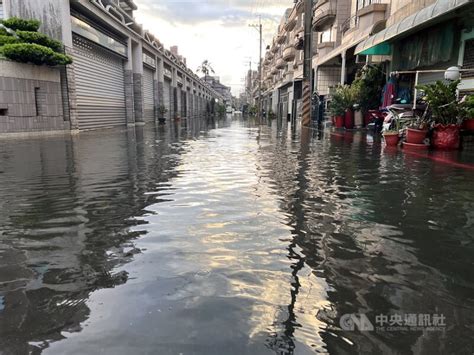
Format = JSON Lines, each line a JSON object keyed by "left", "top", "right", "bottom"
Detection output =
{"left": 163, "top": 79, "right": 171, "bottom": 120}
{"left": 143, "top": 67, "right": 155, "bottom": 122}
{"left": 73, "top": 36, "right": 126, "bottom": 130}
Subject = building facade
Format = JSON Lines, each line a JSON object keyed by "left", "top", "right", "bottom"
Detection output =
{"left": 256, "top": 0, "right": 474, "bottom": 121}
{"left": 0, "top": 0, "right": 223, "bottom": 134}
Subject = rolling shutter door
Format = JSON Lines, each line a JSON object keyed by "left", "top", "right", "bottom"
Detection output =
{"left": 163, "top": 79, "right": 171, "bottom": 120}
{"left": 143, "top": 67, "right": 155, "bottom": 122}
{"left": 72, "top": 35, "right": 126, "bottom": 130}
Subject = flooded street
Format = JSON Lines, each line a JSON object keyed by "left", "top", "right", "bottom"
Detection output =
{"left": 1, "top": 117, "right": 474, "bottom": 354}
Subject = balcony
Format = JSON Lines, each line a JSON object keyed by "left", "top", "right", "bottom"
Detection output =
{"left": 276, "top": 58, "right": 286, "bottom": 70}
{"left": 271, "top": 67, "right": 279, "bottom": 75}
{"left": 317, "top": 41, "right": 335, "bottom": 57}
{"left": 312, "top": 0, "right": 336, "bottom": 32}
{"left": 341, "top": 15, "right": 359, "bottom": 36}
{"left": 284, "top": 16, "right": 297, "bottom": 32}
{"left": 282, "top": 44, "right": 296, "bottom": 62}
{"left": 277, "top": 32, "right": 286, "bottom": 44}
{"left": 296, "top": 0, "right": 304, "bottom": 15}
{"left": 271, "top": 44, "right": 279, "bottom": 54}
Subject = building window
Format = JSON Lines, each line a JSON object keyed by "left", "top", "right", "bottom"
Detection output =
{"left": 320, "top": 30, "right": 331, "bottom": 43}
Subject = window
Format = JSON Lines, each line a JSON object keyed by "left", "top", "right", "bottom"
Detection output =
{"left": 0, "top": 0, "right": 4, "bottom": 20}
{"left": 320, "top": 30, "right": 331, "bottom": 43}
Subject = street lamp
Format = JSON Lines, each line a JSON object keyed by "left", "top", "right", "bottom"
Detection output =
{"left": 444, "top": 66, "right": 460, "bottom": 81}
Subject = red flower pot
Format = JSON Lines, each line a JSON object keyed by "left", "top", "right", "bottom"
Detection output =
{"left": 344, "top": 110, "right": 354, "bottom": 129}
{"left": 383, "top": 133, "right": 399, "bottom": 147}
{"left": 406, "top": 128, "right": 428, "bottom": 144}
{"left": 334, "top": 115, "right": 344, "bottom": 128}
{"left": 462, "top": 118, "right": 474, "bottom": 131}
{"left": 432, "top": 124, "right": 460, "bottom": 150}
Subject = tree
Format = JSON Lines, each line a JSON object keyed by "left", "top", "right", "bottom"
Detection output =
{"left": 197, "top": 60, "right": 215, "bottom": 79}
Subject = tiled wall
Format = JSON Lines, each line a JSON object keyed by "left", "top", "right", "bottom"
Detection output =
{"left": 316, "top": 66, "right": 341, "bottom": 95}
{"left": 0, "top": 76, "right": 66, "bottom": 133}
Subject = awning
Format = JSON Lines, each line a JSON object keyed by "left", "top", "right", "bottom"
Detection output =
{"left": 359, "top": 42, "right": 391, "bottom": 55}
{"left": 355, "top": 0, "right": 473, "bottom": 55}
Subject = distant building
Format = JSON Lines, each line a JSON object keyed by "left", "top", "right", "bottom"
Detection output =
{"left": 203, "top": 76, "right": 232, "bottom": 104}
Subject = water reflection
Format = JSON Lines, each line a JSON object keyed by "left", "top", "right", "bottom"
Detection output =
{"left": 0, "top": 117, "right": 473, "bottom": 354}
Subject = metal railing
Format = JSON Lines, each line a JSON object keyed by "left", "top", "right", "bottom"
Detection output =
{"left": 341, "top": 15, "right": 359, "bottom": 34}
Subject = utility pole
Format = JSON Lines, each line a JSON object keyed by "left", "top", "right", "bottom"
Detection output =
{"left": 250, "top": 16, "right": 263, "bottom": 123}
{"left": 302, "top": 0, "right": 313, "bottom": 127}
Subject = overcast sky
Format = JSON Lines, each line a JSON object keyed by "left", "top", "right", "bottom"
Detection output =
{"left": 134, "top": 0, "right": 291, "bottom": 95}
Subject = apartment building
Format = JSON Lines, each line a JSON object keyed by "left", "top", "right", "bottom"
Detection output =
{"left": 257, "top": 0, "right": 474, "bottom": 121}
{"left": 0, "top": 0, "right": 222, "bottom": 134}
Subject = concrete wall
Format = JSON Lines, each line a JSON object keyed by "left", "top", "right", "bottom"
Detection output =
{"left": 7, "top": 0, "right": 72, "bottom": 46}
{"left": 0, "top": 60, "right": 66, "bottom": 133}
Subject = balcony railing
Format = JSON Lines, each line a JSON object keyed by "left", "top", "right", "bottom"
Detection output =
{"left": 341, "top": 15, "right": 359, "bottom": 35}
{"left": 312, "top": 5, "right": 336, "bottom": 32}
{"left": 283, "top": 44, "right": 296, "bottom": 62}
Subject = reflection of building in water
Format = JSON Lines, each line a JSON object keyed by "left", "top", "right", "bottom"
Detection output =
{"left": 0, "top": 125, "right": 192, "bottom": 353}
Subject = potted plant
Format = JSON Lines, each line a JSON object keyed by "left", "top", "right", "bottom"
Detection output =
{"left": 383, "top": 116, "right": 401, "bottom": 147}
{"left": 329, "top": 86, "right": 348, "bottom": 128}
{"left": 405, "top": 109, "right": 430, "bottom": 145}
{"left": 157, "top": 105, "right": 167, "bottom": 124}
{"left": 417, "top": 80, "right": 462, "bottom": 150}
{"left": 352, "top": 64, "right": 385, "bottom": 127}
{"left": 461, "top": 95, "right": 474, "bottom": 131}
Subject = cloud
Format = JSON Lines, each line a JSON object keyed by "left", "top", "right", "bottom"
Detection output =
{"left": 133, "top": 0, "right": 292, "bottom": 95}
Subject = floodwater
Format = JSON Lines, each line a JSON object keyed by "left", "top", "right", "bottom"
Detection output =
{"left": 0, "top": 117, "right": 473, "bottom": 355}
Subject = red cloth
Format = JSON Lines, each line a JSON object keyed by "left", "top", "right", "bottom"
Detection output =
{"left": 382, "top": 82, "right": 396, "bottom": 108}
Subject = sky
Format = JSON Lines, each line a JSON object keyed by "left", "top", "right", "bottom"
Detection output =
{"left": 134, "top": 0, "right": 292, "bottom": 96}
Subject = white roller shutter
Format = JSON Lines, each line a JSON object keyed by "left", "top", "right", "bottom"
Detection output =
{"left": 72, "top": 35, "right": 126, "bottom": 130}
{"left": 143, "top": 67, "right": 155, "bottom": 122}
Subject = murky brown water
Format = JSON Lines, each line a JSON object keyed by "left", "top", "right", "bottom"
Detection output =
{"left": 0, "top": 117, "right": 473, "bottom": 354}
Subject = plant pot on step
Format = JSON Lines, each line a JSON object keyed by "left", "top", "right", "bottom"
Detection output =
{"left": 334, "top": 115, "right": 344, "bottom": 128}
{"left": 432, "top": 124, "right": 460, "bottom": 150}
{"left": 344, "top": 109, "right": 354, "bottom": 129}
{"left": 462, "top": 118, "right": 474, "bottom": 131}
{"left": 406, "top": 128, "right": 428, "bottom": 144}
{"left": 383, "top": 132, "right": 399, "bottom": 147}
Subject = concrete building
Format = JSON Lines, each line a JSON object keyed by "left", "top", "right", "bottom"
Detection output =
{"left": 202, "top": 76, "right": 232, "bottom": 105}
{"left": 256, "top": 0, "right": 474, "bottom": 121}
{"left": 0, "top": 0, "right": 222, "bottom": 134}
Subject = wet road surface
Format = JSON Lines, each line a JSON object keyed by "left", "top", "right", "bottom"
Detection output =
{"left": 0, "top": 117, "right": 473, "bottom": 354}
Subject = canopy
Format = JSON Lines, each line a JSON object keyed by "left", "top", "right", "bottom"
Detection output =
{"left": 355, "top": 0, "right": 472, "bottom": 55}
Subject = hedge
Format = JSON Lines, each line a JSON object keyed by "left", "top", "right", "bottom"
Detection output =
{"left": 0, "top": 17, "right": 41, "bottom": 32}
{"left": 1, "top": 43, "right": 73, "bottom": 66}
{"left": 17, "top": 31, "right": 62, "bottom": 52}
{"left": 0, "top": 35, "right": 19, "bottom": 46}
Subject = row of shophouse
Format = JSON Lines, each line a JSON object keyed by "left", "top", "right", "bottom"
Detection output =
{"left": 0, "top": 0, "right": 224, "bottom": 134}
{"left": 253, "top": 0, "right": 474, "bottom": 122}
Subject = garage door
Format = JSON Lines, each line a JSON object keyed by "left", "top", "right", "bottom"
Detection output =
{"left": 143, "top": 67, "right": 155, "bottom": 122}
{"left": 163, "top": 79, "right": 171, "bottom": 120}
{"left": 73, "top": 35, "right": 126, "bottom": 130}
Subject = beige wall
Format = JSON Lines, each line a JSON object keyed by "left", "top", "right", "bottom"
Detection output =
{"left": 387, "top": 0, "right": 436, "bottom": 27}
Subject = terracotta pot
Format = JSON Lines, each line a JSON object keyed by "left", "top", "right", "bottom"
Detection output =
{"left": 383, "top": 132, "right": 399, "bottom": 147}
{"left": 403, "top": 142, "right": 429, "bottom": 151}
{"left": 344, "top": 110, "right": 354, "bottom": 129}
{"left": 432, "top": 124, "right": 460, "bottom": 150}
{"left": 334, "top": 115, "right": 344, "bottom": 128}
{"left": 462, "top": 118, "right": 474, "bottom": 131}
{"left": 406, "top": 128, "right": 428, "bottom": 144}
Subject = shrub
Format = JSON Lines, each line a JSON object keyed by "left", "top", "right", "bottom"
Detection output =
{"left": 16, "top": 31, "right": 62, "bottom": 52}
{"left": 416, "top": 80, "right": 461, "bottom": 125}
{"left": 0, "top": 17, "right": 41, "bottom": 32}
{"left": 0, "top": 35, "right": 19, "bottom": 46}
{"left": 1, "top": 43, "right": 72, "bottom": 66}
